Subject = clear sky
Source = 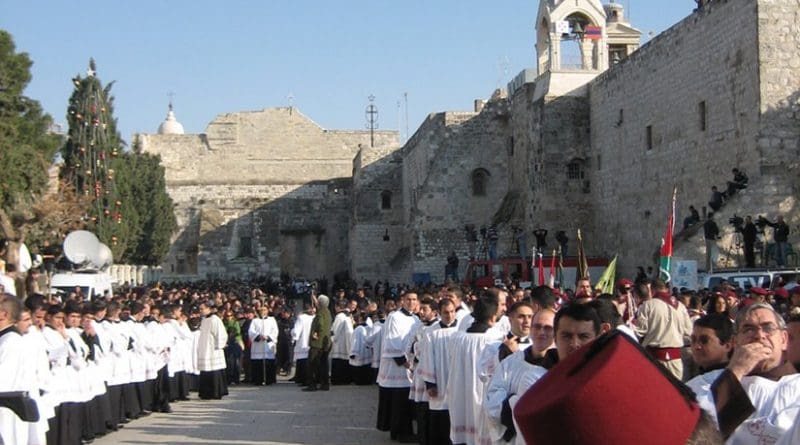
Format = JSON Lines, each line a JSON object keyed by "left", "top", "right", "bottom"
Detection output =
{"left": 1, "top": 0, "right": 696, "bottom": 145}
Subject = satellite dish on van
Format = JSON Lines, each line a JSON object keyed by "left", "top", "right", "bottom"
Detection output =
{"left": 63, "top": 230, "right": 101, "bottom": 267}
{"left": 18, "top": 243, "right": 32, "bottom": 273}
{"left": 90, "top": 243, "right": 113, "bottom": 270}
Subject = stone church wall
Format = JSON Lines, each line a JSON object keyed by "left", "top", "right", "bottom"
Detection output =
{"left": 402, "top": 99, "right": 512, "bottom": 283}
{"left": 588, "top": 0, "right": 763, "bottom": 273}
{"left": 140, "top": 108, "right": 399, "bottom": 282}
{"left": 350, "top": 146, "right": 408, "bottom": 285}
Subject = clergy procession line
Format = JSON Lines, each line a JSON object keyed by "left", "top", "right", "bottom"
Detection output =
{"left": 2, "top": 275, "right": 800, "bottom": 444}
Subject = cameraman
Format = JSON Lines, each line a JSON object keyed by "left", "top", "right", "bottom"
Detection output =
{"left": 735, "top": 215, "right": 758, "bottom": 268}
{"left": 704, "top": 212, "right": 721, "bottom": 271}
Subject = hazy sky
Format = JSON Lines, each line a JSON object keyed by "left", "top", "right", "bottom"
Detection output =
{"left": 2, "top": 0, "right": 696, "bottom": 145}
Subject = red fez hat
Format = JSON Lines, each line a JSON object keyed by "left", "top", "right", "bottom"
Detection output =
{"left": 616, "top": 278, "right": 633, "bottom": 289}
{"left": 773, "top": 287, "right": 789, "bottom": 299}
{"left": 514, "top": 332, "right": 701, "bottom": 445}
{"left": 750, "top": 287, "right": 768, "bottom": 296}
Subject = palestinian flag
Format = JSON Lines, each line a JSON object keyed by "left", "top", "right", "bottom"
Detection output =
{"left": 659, "top": 186, "right": 678, "bottom": 283}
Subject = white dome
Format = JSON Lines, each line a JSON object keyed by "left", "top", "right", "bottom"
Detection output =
{"left": 158, "top": 105, "right": 185, "bottom": 135}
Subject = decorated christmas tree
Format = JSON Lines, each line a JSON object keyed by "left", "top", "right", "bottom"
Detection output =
{"left": 60, "top": 59, "right": 126, "bottom": 256}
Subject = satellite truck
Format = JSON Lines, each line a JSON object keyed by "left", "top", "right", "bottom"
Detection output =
{"left": 48, "top": 230, "right": 114, "bottom": 301}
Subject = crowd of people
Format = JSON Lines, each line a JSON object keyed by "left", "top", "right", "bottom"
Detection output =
{"left": 2, "top": 270, "right": 800, "bottom": 444}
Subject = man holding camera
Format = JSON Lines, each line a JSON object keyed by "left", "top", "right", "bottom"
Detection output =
{"left": 704, "top": 212, "right": 721, "bottom": 272}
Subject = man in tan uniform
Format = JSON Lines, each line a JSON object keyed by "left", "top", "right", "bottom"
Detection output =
{"left": 632, "top": 279, "right": 692, "bottom": 380}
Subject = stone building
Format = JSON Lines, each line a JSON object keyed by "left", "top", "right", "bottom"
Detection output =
{"left": 139, "top": 106, "right": 398, "bottom": 282}
{"left": 142, "top": 0, "right": 799, "bottom": 285}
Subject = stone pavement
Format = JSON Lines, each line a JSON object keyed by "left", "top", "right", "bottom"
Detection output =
{"left": 94, "top": 381, "right": 396, "bottom": 445}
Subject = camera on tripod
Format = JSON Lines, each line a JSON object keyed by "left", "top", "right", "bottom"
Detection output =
{"left": 729, "top": 214, "right": 744, "bottom": 227}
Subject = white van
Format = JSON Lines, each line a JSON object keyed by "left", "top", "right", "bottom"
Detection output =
{"left": 49, "top": 271, "right": 114, "bottom": 301}
{"left": 699, "top": 268, "right": 800, "bottom": 290}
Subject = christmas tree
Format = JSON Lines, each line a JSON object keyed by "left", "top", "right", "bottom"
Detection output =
{"left": 61, "top": 59, "right": 125, "bottom": 256}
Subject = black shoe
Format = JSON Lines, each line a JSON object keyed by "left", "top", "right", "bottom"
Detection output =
{"left": 397, "top": 434, "right": 418, "bottom": 443}
{"left": 119, "top": 418, "right": 130, "bottom": 424}
{"left": 302, "top": 385, "right": 318, "bottom": 392}
{"left": 140, "top": 410, "right": 152, "bottom": 417}
{"left": 320, "top": 385, "right": 330, "bottom": 391}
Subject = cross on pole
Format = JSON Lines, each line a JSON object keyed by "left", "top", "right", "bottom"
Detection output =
{"left": 365, "top": 95, "right": 379, "bottom": 147}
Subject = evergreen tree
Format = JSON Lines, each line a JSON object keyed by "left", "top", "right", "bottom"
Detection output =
{"left": 60, "top": 59, "right": 128, "bottom": 257}
{"left": 115, "top": 138, "right": 177, "bottom": 265}
{"left": 0, "top": 30, "right": 61, "bottom": 213}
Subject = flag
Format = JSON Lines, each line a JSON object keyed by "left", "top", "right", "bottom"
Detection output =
{"left": 556, "top": 247, "right": 565, "bottom": 292}
{"left": 659, "top": 186, "right": 678, "bottom": 283}
{"left": 585, "top": 25, "right": 603, "bottom": 40}
{"left": 548, "top": 249, "right": 556, "bottom": 288}
{"left": 595, "top": 255, "right": 618, "bottom": 294}
{"left": 576, "top": 229, "right": 589, "bottom": 284}
{"left": 538, "top": 251, "right": 545, "bottom": 286}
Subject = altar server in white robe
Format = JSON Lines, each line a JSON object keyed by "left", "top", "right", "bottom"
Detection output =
{"left": 407, "top": 296, "right": 439, "bottom": 445}
{"left": 291, "top": 303, "right": 315, "bottom": 386}
{"left": 248, "top": 305, "right": 279, "bottom": 386}
{"left": 349, "top": 311, "right": 373, "bottom": 385}
{"left": 376, "top": 292, "right": 420, "bottom": 442}
{"left": 0, "top": 296, "right": 29, "bottom": 445}
{"left": 330, "top": 301, "right": 354, "bottom": 385}
{"left": 457, "top": 288, "right": 510, "bottom": 338}
{"left": 446, "top": 293, "right": 505, "bottom": 445}
{"left": 485, "top": 303, "right": 601, "bottom": 444}
{"left": 684, "top": 313, "right": 734, "bottom": 427}
{"left": 197, "top": 301, "right": 229, "bottom": 399}
{"left": 419, "top": 298, "right": 459, "bottom": 445}
{"left": 20, "top": 296, "right": 56, "bottom": 445}
{"left": 475, "top": 301, "right": 534, "bottom": 445}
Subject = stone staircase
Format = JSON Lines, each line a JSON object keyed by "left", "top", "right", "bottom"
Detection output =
{"left": 673, "top": 172, "right": 799, "bottom": 272}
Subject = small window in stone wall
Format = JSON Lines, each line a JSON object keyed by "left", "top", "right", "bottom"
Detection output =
{"left": 472, "top": 168, "right": 490, "bottom": 196}
{"left": 646, "top": 125, "right": 653, "bottom": 150}
{"left": 381, "top": 190, "right": 392, "bottom": 210}
{"left": 596, "top": 155, "right": 602, "bottom": 171}
{"left": 567, "top": 160, "right": 584, "bottom": 180}
{"left": 238, "top": 236, "right": 252, "bottom": 258}
{"left": 699, "top": 101, "right": 707, "bottom": 131}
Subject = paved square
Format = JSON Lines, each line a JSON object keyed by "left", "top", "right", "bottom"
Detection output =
{"left": 95, "top": 381, "right": 396, "bottom": 445}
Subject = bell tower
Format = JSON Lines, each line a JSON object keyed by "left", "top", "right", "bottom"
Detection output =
{"left": 536, "top": 0, "right": 609, "bottom": 73}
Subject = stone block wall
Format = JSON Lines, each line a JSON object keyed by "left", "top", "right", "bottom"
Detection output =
{"left": 756, "top": 0, "right": 800, "bottom": 169}
{"left": 402, "top": 98, "right": 512, "bottom": 283}
{"left": 350, "top": 144, "right": 406, "bottom": 284}
{"left": 163, "top": 180, "right": 353, "bottom": 281}
{"left": 587, "top": 0, "right": 762, "bottom": 274}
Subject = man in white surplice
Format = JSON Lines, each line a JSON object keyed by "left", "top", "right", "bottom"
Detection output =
{"left": 249, "top": 306, "right": 279, "bottom": 386}
{"left": 376, "top": 292, "right": 420, "bottom": 442}
{"left": 446, "top": 293, "right": 505, "bottom": 445}
{"left": 0, "top": 296, "right": 29, "bottom": 445}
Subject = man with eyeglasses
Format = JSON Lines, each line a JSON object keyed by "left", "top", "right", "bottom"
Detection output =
{"left": 706, "top": 302, "right": 797, "bottom": 439}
